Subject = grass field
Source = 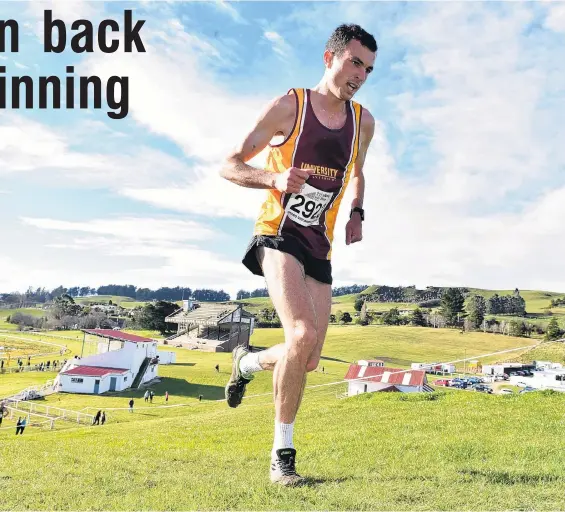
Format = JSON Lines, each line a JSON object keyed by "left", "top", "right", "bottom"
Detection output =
{"left": 1, "top": 323, "right": 565, "bottom": 509}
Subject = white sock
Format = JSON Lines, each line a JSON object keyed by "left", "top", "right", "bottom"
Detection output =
{"left": 272, "top": 420, "right": 294, "bottom": 457}
{"left": 239, "top": 352, "right": 263, "bottom": 378}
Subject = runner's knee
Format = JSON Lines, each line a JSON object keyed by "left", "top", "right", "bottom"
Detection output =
{"left": 286, "top": 322, "right": 317, "bottom": 364}
{"left": 289, "top": 322, "right": 317, "bottom": 348}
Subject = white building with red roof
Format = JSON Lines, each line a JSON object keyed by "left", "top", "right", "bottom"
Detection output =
{"left": 57, "top": 329, "right": 176, "bottom": 395}
{"left": 345, "top": 360, "right": 434, "bottom": 395}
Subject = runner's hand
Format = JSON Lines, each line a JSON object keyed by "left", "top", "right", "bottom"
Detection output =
{"left": 346, "top": 215, "right": 363, "bottom": 245}
{"left": 274, "top": 167, "right": 314, "bottom": 194}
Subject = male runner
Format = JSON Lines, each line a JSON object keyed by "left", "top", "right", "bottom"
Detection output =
{"left": 221, "top": 24, "right": 377, "bottom": 486}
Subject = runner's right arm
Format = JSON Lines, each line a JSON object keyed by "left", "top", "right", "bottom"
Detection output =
{"left": 220, "top": 95, "right": 312, "bottom": 193}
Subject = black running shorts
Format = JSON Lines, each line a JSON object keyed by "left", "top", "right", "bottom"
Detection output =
{"left": 242, "top": 235, "right": 333, "bottom": 285}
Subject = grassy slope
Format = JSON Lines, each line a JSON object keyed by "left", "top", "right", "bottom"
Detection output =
{"left": 0, "top": 325, "right": 564, "bottom": 509}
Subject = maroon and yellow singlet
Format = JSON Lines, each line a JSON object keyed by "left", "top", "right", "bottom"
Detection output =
{"left": 253, "top": 88, "right": 363, "bottom": 261}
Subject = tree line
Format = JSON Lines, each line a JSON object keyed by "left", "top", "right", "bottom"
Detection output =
{"left": 8, "top": 294, "right": 181, "bottom": 335}
{"left": 361, "top": 285, "right": 468, "bottom": 304}
{"left": 351, "top": 287, "right": 563, "bottom": 341}
{"left": 1, "top": 284, "right": 229, "bottom": 304}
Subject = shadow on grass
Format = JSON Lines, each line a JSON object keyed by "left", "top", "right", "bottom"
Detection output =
{"left": 251, "top": 346, "right": 351, "bottom": 365}
{"left": 458, "top": 469, "right": 562, "bottom": 485}
{"left": 169, "top": 363, "right": 196, "bottom": 367}
{"left": 298, "top": 475, "right": 355, "bottom": 487}
{"left": 103, "top": 377, "right": 225, "bottom": 401}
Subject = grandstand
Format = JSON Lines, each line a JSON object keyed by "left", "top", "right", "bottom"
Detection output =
{"left": 165, "top": 301, "right": 254, "bottom": 352}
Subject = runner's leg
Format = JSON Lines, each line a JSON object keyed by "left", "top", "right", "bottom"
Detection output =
{"left": 257, "top": 247, "right": 319, "bottom": 425}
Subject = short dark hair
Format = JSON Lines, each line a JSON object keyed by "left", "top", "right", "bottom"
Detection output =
{"left": 325, "top": 24, "right": 377, "bottom": 56}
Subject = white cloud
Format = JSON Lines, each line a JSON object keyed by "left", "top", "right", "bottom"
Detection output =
{"left": 264, "top": 31, "right": 292, "bottom": 59}
{"left": 3, "top": 216, "right": 260, "bottom": 297}
{"left": 20, "top": 217, "right": 218, "bottom": 243}
{"left": 80, "top": 18, "right": 270, "bottom": 166}
{"left": 210, "top": 0, "right": 247, "bottom": 25}
{"left": 121, "top": 151, "right": 270, "bottom": 220}
{"left": 390, "top": 3, "right": 561, "bottom": 206}
{"left": 0, "top": 113, "right": 195, "bottom": 189}
{"left": 544, "top": 2, "right": 565, "bottom": 33}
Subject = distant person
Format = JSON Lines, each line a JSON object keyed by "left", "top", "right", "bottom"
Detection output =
{"left": 101, "top": 412, "right": 106, "bottom": 425}
{"left": 93, "top": 410, "right": 101, "bottom": 425}
{"left": 16, "top": 417, "right": 26, "bottom": 435}
{"left": 144, "top": 390, "right": 150, "bottom": 402}
{"left": 128, "top": 399, "right": 134, "bottom": 413}
{"left": 149, "top": 391, "right": 154, "bottom": 403}
{"left": 215, "top": 364, "right": 220, "bottom": 373}
{"left": 165, "top": 391, "right": 169, "bottom": 403}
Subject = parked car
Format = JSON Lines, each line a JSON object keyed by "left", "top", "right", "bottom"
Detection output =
{"left": 435, "top": 379, "right": 451, "bottom": 387}
{"left": 499, "top": 388, "right": 514, "bottom": 395}
{"left": 519, "top": 386, "right": 537, "bottom": 394}
{"left": 474, "top": 384, "right": 493, "bottom": 394}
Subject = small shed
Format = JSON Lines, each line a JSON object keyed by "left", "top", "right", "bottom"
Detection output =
{"left": 59, "top": 365, "right": 131, "bottom": 394}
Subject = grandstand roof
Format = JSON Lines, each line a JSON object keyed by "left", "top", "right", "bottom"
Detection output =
{"left": 166, "top": 303, "right": 252, "bottom": 326}
{"left": 82, "top": 329, "right": 156, "bottom": 344}
{"left": 62, "top": 365, "right": 129, "bottom": 377}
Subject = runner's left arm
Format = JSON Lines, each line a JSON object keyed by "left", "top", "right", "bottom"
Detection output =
{"left": 351, "top": 110, "right": 375, "bottom": 212}
{"left": 346, "top": 110, "right": 375, "bottom": 244}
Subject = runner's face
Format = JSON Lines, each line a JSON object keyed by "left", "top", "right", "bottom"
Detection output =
{"left": 326, "top": 39, "right": 375, "bottom": 100}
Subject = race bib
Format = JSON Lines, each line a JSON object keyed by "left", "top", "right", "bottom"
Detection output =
{"left": 285, "top": 183, "right": 334, "bottom": 227}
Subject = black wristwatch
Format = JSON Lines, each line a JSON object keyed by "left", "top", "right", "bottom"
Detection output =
{"left": 350, "top": 207, "right": 364, "bottom": 221}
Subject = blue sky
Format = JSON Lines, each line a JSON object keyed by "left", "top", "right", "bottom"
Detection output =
{"left": 1, "top": 0, "right": 565, "bottom": 298}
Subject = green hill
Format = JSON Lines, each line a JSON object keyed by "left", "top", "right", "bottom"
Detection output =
{"left": 1, "top": 326, "right": 564, "bottom": 509}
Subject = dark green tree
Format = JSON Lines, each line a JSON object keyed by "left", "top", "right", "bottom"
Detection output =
{"left": 545, "top": 317, "right": 562, "bottom": 341}
{"left": 410, "top": 308, "right": 426, "bottom": 326}
{"left": 382, "top": 307, "right": 401, "bottom": 325}
{"left": 139, "top": 301, "right": 178, "bottom": 335}
{"left": 440, "top": 288, "right": 465, "bottom": 326}
{"left": 466, "top": 295, "right": 487, "bottom": 329}
{"left": 354, "top": 296, "right": 365, "bottom": 312}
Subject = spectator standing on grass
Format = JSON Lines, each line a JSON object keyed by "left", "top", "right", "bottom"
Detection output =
{"left": 15, "top": 417, "right": 26, "bottom": 435}
{"left": 215, "top": 364, "right": 220, "bottom": 373}
{"left": 93, "top": 410, "right": 101, "bottom": 425}
{"left": 129, "top": 398, "right": 134, "bottom": 413}
{"left": 101, "top": 412, "right": 106, "bottom": 425}
{"left": 144, "top": 390, "right": 150, "bottom": 402}
{"left": 165, "top": 391, "right": 169, "bottom": 403}
{"left": 149, "top": 391, "right": 154, "bottom": 403}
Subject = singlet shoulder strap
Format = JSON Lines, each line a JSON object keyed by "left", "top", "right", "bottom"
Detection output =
{"left": 271, "top": 88, "right": 307, "bottom": 149}
{"left": 349, "top": 100, "right": 364, "bottom": 161}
